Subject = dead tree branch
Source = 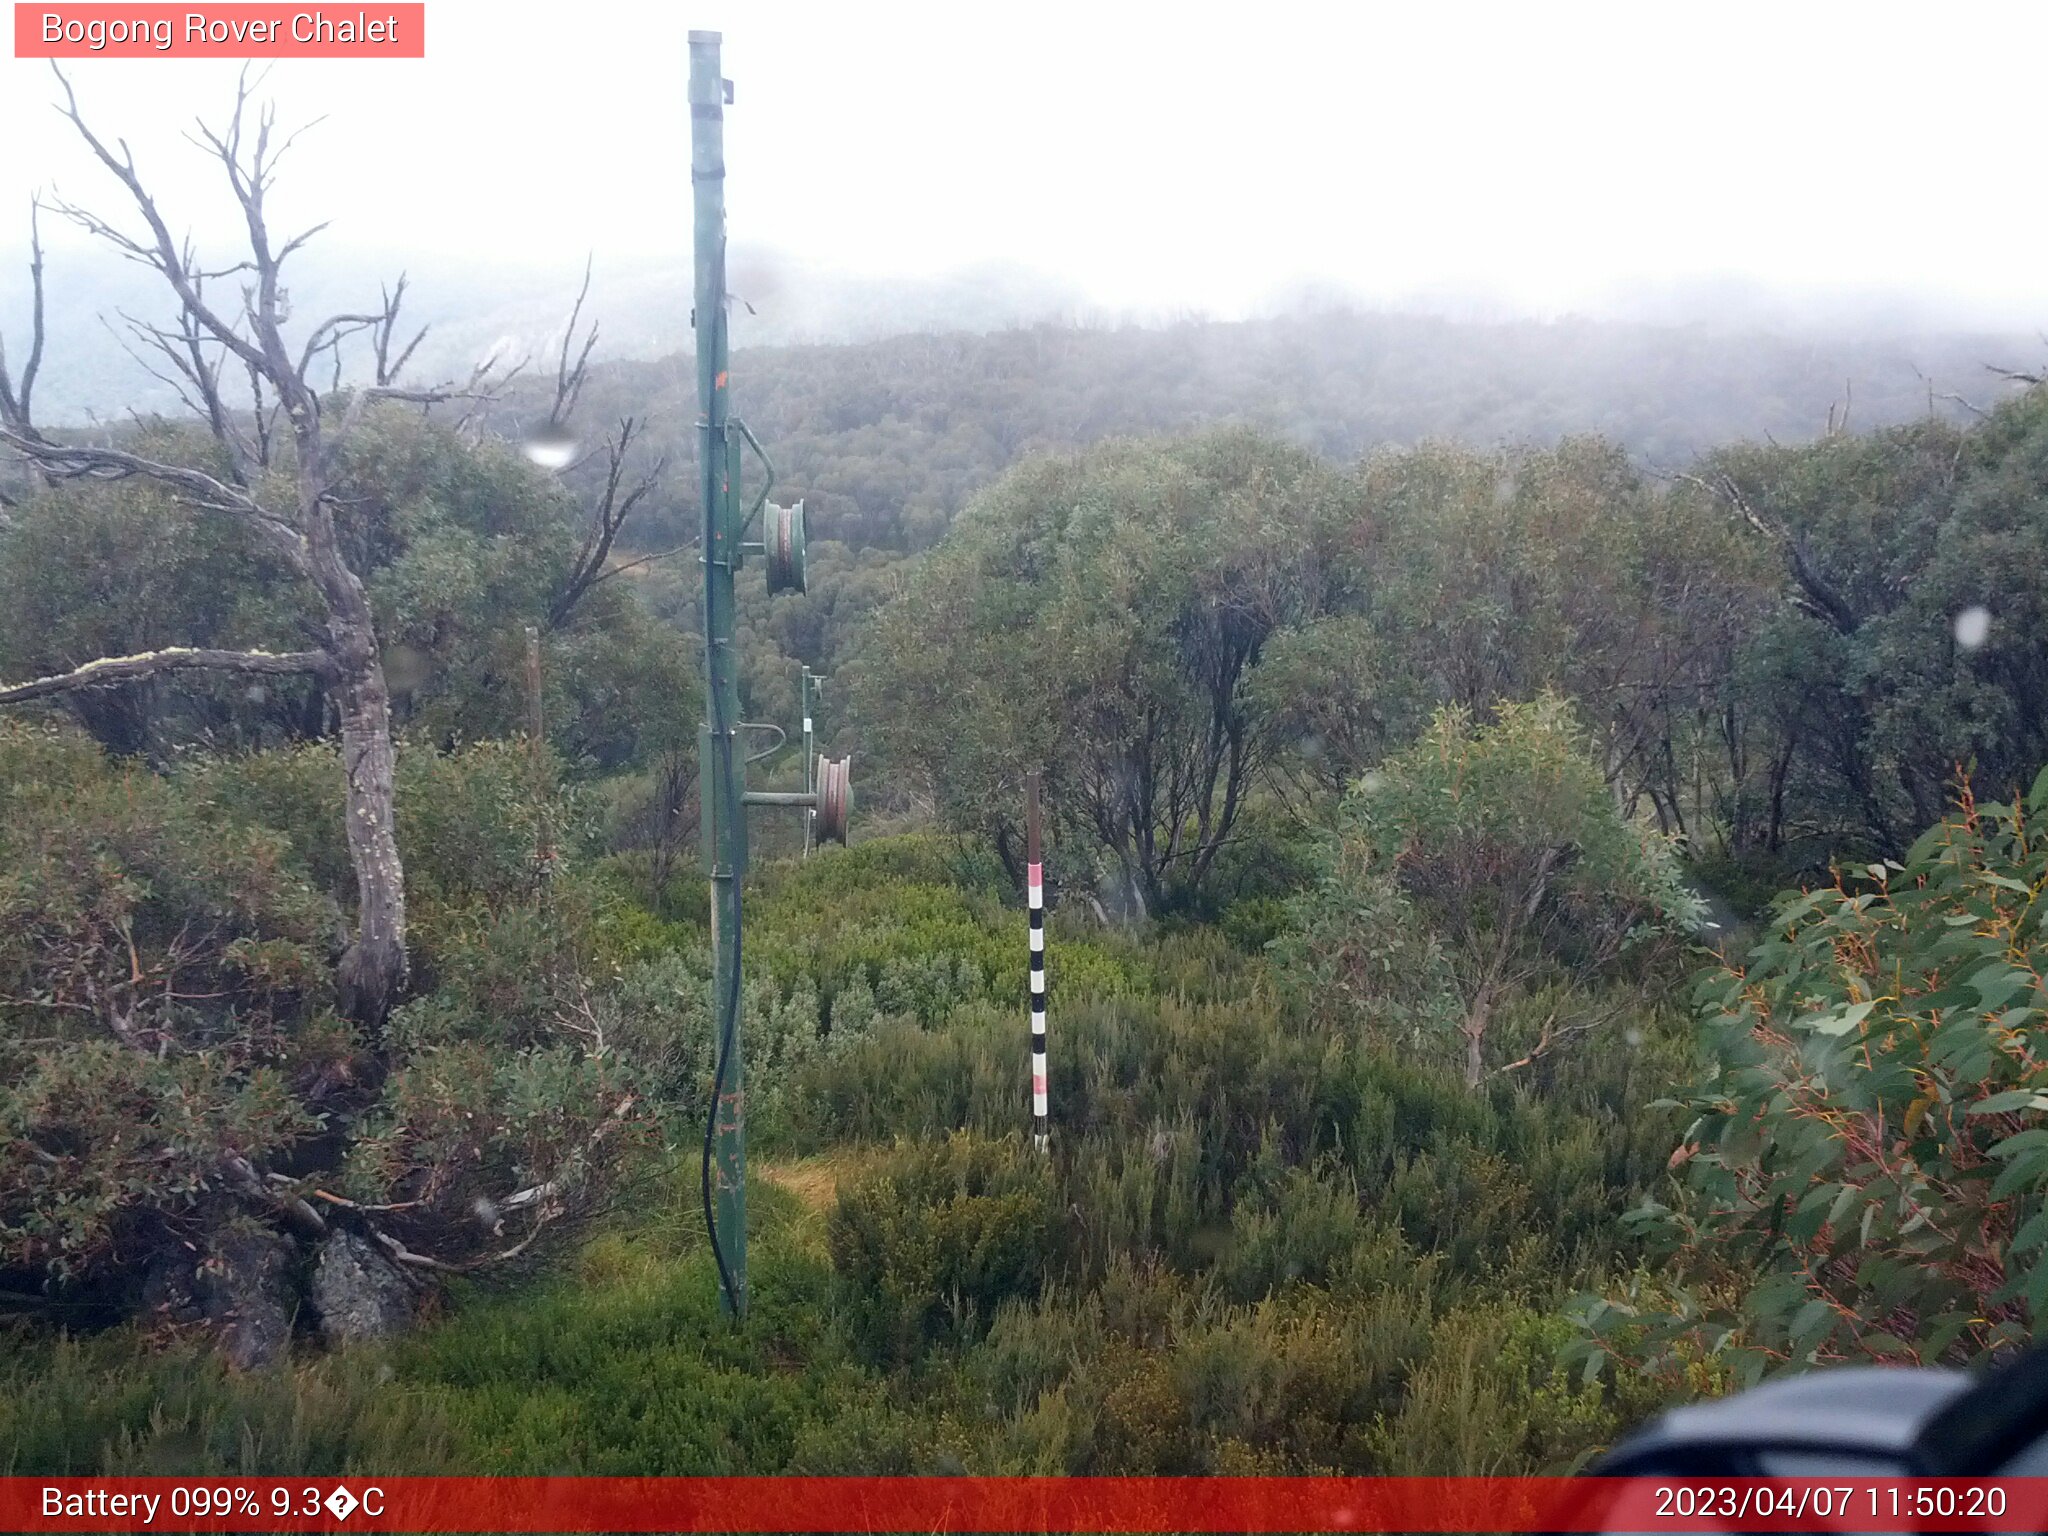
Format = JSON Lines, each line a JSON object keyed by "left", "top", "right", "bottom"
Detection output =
{"left": 548, "top": 254, "right": 598, "bottom": 428}
{"left": 548, "top": 416, "right": 666, "bottom": 627}
{"left": 361, "top": 1093, "right": 637, "bottom": 1272}
{"left": 1488, "top": 997, "right": 1631, "bottom": 1078}
{"left": 1988, "top": 362, "right": 2048, "bottom": 388}
{"left": 0, "top": 645, "right": 332, "bottom": 706}
{"left": 1672, "top": 468, "right": 1860, "bottom": 635}
{"left": 0, "top": 424, "right": 312, "bottom": 570}
{"left": 1912, "top": 365, "right": 1990, "bottom": 422}
{"left": 0, "top": 199, "right": 46, "bottom": 435}
{"left": 44, "top": 66, "right": 274, "bottom": 383}
{"left": 371, "top": 274, "right": 428, "bottom": 387}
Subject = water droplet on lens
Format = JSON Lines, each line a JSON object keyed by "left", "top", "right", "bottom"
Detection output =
{"left": 522, "top": 424, "right": 578, "bottom": 470}
{"left": 1955, "top": 605, "right": 1992, "bottom": 651}
{"left": 383, "top": 643, "right": 431, "bottom": 694}
{"left": 1625, "top": 1027, "right": 1644, "bottom": 1047}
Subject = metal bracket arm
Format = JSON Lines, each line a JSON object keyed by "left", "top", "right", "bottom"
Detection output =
{"left": 741, "top": 790, "right": 818, "bottom": 808}
{"left": 731, "top": 418, "right": 776, "bottom": 540}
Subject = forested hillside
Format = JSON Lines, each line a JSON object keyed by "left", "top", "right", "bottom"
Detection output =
{"left": 0, "top": 243, "right": 1091, "bottom": 427}
{"left": 7, "top": 76, "right": 2048, "bottom": 1479}
{"left": 520, "top": 309, "right": 2034, "bottom": 554}
{"left": 485, "top": 308, "right": 2043, "bottom": 780}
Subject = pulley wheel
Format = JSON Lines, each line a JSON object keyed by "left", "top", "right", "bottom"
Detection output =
{"left": 765, "top": 500, "right": 807, "bottom": 595}
{"left": 815, "top": 755, "right": 851, "bottom": 845}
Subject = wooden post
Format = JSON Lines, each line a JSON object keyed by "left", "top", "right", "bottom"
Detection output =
{"left": 1026, "top": 772, "right": 1048, "bottom": 1151}
{"left": 524, "top": 624, "right": 543, "bottom": 750}
{"left": 525, "top": 625, "right": 552, "bottom": 878}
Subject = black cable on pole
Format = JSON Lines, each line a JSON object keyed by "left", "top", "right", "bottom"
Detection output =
{"left": 701, "top": 674, "right": 742, "bottom": 1312}
{"left": 700, "top": 245, "right": 741, "bottom": 1309}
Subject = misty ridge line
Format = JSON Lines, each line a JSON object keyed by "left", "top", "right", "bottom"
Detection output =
{"left": 3, "top": 237, "right": 2040, "bottom": 464}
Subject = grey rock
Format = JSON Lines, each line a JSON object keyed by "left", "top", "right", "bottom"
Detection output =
{"left": 194, "top": 1229, "right": 296, "bottom": 1370}
{"left": 139, "top": 1251, "right": 204, "bottom": 1323}
{"left": 311, "top": 1229, "right": 415, "bottom": 1344}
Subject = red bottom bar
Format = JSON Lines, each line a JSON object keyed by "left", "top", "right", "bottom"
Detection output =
{"left": 10, "top": 1476, "right": 2048, "bottom": 1533}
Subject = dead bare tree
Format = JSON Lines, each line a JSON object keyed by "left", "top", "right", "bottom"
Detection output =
{"left": 1672, "top": 468, "right": 1861, "bottom": 637}
{"left": 524, "top": 258, "right": 675, "bottom": 631}
{"left": 544, "top": 256, "right": 600, "bottom": 433}
{"left": 1824, "top": 378, "right": 1852, "bottom": 438}
{"left": 1986, "top": 342, "right": 2048, "bottom": 389}
{"left": 548, "top": 415, "right": 673, "bottom": 627}
{"left": 0, "top": 67, "right": 510, "bottom": 1032}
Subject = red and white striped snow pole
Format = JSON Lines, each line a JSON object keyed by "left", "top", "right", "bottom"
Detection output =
{"left": 1027, "top": 772, "right": 1048, "bottom": 1152}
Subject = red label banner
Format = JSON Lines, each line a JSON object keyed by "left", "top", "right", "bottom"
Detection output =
{"left": 14, "top": 4, "right": 425, "bottom": 57}
{"left": 5, "top": 1476, "right": 2048, "bottom": 1532}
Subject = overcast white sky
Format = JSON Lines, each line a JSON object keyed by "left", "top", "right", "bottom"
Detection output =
{"left": 3, "top": 0, "right": 2047, "bottom": 324}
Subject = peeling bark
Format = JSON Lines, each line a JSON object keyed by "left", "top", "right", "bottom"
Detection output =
{"left": 333, "top": 644, "right": 408, "bottom": 1030}
{"left": 1462, "top": 991, "right": 1491, "bottom": 1091}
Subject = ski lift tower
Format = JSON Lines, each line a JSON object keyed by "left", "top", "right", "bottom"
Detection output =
{"left": 691, "top": 30, "right": 851, "bottom": 1320}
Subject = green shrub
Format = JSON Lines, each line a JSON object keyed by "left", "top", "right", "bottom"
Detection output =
{"left": 1216, "top": 1161, "right": 1368, "bottom": 1302}
{"left": 1364, "top": 1304, "right": 1625, "bottom": 1474}
{"left": 0, "top": 795, "right": 1689, "bottom": 1478}
{"left": 1274, "top": 695, "right": 1702, "bottom": 1085}
{"left": 184, "top": 736, "right": 599, "bottom": 926}
{"left": 1220, "top": 895, "right": 1290, "bottom": 953}
{"left": 0, "top": 1328, "right": 459, "bottom": 1476}
{"left": 827, "top": 1133, "right": 1061, "bottom": 1366}
{"left": 1583, "top": 771, "right": 2048, "bottom": 1387}
{"left": 949, "top": 1254, "right": 1626, "bottom": 1475}
{"left": 1, "top": 721, "right": 662, "bottom": 1300}
{"left": 0, "top": 722, "right": 338, "bottom": 1284}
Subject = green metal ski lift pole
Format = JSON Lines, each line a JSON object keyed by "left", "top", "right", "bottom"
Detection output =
{"left": 691, "top": 31, "right": 851, "bottom": 1318}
